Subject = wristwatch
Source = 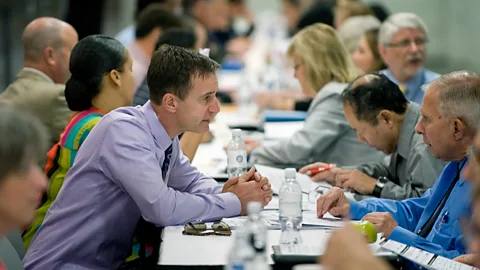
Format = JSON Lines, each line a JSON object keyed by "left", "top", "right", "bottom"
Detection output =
{"left": 372, "top": 176, "right": 388, "bottom": 197}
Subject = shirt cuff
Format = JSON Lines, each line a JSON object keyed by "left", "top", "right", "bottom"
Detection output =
{"left": 348, "top": 199, "right": 369, "bottom": 220}
{"left": 389, "top": 226, "right": 418, "bottom": 246}
{"left": 220, "top": 192, "right": 242, "bottom": 217}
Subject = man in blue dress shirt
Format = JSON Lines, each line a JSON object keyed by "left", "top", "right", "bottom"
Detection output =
{"left": 24, "top": 45, "right": 273, "bottom": 269}
{"left": 378, "top": 12, "right": 440, "bottom": 105}
{"left": 316, "top": 71, "right": 480, "bottom": 259}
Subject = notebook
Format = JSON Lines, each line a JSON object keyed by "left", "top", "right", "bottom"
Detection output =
{"left": 379, "top": 239, "right": 478, "bottom": 270}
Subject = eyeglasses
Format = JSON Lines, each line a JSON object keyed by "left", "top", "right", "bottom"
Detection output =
{"left": 385, "top": 38, "right": 428, "bottom": 48}
{"left": 182, "top": 221, "right": 232, "bottom": 236}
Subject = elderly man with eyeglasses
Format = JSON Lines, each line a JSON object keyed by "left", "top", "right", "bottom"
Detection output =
{"left": 316, "top": 71, "right": 480, "bottom": 259}
{"left": 378, "top": 12, "right": 440, "bottom": 105}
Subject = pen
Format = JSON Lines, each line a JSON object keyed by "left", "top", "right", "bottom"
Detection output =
{"left": 306, "top": 164, "right": 335, "bottom": 176}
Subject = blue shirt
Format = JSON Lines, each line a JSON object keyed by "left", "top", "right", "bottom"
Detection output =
{"left": 115, "top": 25, "right": 135, "bottom": 46}
{"left": 380, "top": 68, "right": 440, "bottom": 105}
{"left": 349, "top": 158, "right": 470, "bottom": 259}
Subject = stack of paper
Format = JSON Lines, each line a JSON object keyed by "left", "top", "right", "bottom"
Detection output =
{"left": 222, "top": 211, "right": 347, "bottom": 230}
{"left": 254, "top": 164, "right": 329, "bottom": 194}
{"left": 301, "top": 211, "right": 347, "bottom": 229}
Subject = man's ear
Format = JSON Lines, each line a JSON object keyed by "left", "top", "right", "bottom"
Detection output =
{"left": 43, "top": 47, "right": 56, "bottom": 66}
{"left": 163, "top": 93, "right": 178, "bottom": 113}
{"left": 453, "top": 118, "right": 467, "bottom": 140}
{"left": 108, "top": 70, "right": 121, "bottom": 87}
{"left": 378, "top": 110, "right": 394, "bottom": 128}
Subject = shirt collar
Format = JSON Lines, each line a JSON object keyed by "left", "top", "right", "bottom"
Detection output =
{"left": 21, "top": 68, "right": 54, "bottom": 83}
{"left": 140, "top": 101, "right": 173, "bottom": 151}
{"left": 396, "top": 103, "right": 421, "bottom": 159}
{"left": 383, "top": 68, "right": 425, "bottom": 88}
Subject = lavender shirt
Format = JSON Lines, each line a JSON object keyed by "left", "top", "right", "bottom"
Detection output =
{"left": 24, "top": 101, "right": 241, "bottom": 270}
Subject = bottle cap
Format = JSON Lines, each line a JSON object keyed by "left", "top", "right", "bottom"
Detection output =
{"left": 247, "top": 201, "right": 262, "bottom": 215}
{"left": 285, "top": 168, "right": 296, "bottom": 178}
{"left": 232, "top": 129, "right": 242, "bottom": 138}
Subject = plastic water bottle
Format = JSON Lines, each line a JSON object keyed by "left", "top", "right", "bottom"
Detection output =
{"left": 279, "top": 168, "right": 303, "bottom": 245}
{"left": 246, "top": 202, "right": 270, "bottom": 270}
{"left": 225, "top": 226, "right": 255, "bottom": 270}
{"left": 227, "top": 129, "right": 247, "bottom": 178}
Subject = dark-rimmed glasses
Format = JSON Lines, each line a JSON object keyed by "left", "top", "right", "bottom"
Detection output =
{"left": 385, "top": 38, "right": 428, "bottom": 48}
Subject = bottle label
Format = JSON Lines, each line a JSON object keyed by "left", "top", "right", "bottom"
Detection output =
{"left": 279, "top": 193, "right": 302, "bottom": 217}
{"left": 228, "top": 150, "right": 247, "bottom": 167}
{"left": 232, "top": 264, "right": 244, "bottom": 270}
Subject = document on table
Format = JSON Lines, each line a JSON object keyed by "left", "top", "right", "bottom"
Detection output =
{"left": 255, "top": 164, "right": 332, "bottom": 194}
{"left": 264, "top": 196, "right": 317, "bottom": 211}
{"left": 222, "top": 211, "right": 280, "bottom": 229}
{"left": 222, "top": 210, "right": 346, "bottom": 229}
{"left": 302, "top": 211, "right": 347, "bottom": 228}
{"left": 380, "top": 239, "right": 478, "bottom": 270}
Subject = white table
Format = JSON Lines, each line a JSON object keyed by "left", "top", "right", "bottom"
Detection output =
{"left": 157, "top": 226, "right": 393, "bottom": 266}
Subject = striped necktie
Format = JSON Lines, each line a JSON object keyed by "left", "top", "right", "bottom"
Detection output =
{"left": 162, "top": 145, "right": 173, "bottom": 180}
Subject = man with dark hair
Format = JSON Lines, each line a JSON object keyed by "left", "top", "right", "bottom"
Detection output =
{"left": 301, "top": 73, "right": 445, "bottom": 199}
{"left": 316, "top": 71, "right": 480, "bottom": 259}
{"left": 182, "top": 0, "right": 230, "bottom": 62}
{"left": 115, "top": 0, "right": 183, "bottom": 45}
{"left": 126, "top": 3, "right": 183, "bottom": 90}
{"left": 23, "top": 46, "right": 272, "bottom": 270}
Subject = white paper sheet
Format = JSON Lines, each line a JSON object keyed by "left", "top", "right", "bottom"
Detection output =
{"left": 301, "top": 211, "right": 347, "bottom": 228}
{"left": 264, "top": 195, "right": 318, "bottom": 211}
{"left": 255, "top": 164, "right": 331, "bottom": 194}
{"left": 222, "top": 211, "right": 280, "bottom": 229}
{"left": 380, "top": 239, "right": 477, "bottom": 270}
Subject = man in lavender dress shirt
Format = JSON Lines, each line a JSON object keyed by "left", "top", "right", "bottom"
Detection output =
{"left": 24, "top": 45, "right": 273, "bottom": 270}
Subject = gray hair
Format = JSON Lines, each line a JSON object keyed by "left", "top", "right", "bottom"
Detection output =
{"left": 378, "top": 12, "right": 428, "bottom": 45}
{"left": 432, "top": 71, "right": 480, "bottom": 129}
{"left": 0, "top": 106, "right": 48, "bottom": 182}
{"left": 337, "top": 15, "right": 381, "bottom": 53}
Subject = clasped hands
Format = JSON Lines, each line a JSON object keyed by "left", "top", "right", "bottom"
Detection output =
{"left": 222, "top": 167, "right": 273, "bottom": 215}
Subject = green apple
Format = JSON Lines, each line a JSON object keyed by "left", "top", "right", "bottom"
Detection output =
{"left": 351, "top": 221, "right": 377, "bottom": 243}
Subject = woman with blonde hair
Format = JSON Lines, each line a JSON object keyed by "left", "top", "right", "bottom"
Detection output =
{"left": 247, "top": 23, "right": 384, "bottom": 167}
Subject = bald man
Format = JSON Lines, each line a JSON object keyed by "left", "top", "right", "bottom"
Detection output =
{"left": 0, "top": 17, "right": 78, "bottom": 148}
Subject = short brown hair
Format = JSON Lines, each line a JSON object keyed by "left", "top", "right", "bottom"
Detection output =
{"left": 147, "top": 45, "right": 220, "bottom": 104}
{"left": 336, "top": 0, "right": 374, "bottom": 18}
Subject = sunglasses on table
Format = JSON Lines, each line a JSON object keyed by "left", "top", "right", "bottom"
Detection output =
{"left": 182, "top": 221, "right": 232, "bottom": 236}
